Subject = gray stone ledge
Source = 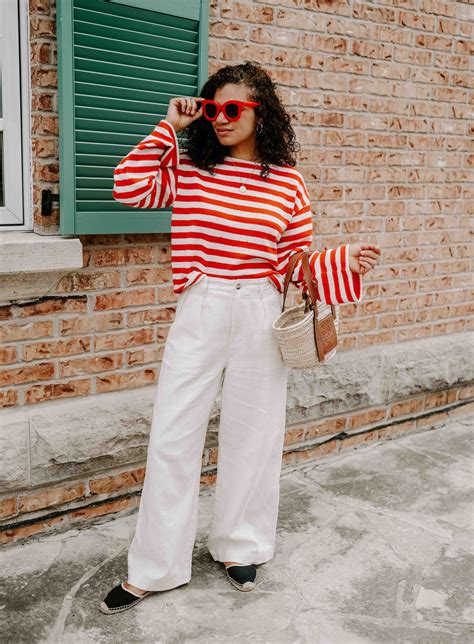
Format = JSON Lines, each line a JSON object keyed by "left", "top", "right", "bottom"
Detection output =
{"left": 0, "top": 232, "right": 84, "bottom": 304}
{"left": 0, "top": 331, "right": 472, "bottom": 492}
{"left": 0, "top": 232, "right": 83, "bottom": 275}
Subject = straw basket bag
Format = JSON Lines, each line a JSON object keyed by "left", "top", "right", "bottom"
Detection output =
{"left": 272, "top": 249, "right": 339, "bottom": 369}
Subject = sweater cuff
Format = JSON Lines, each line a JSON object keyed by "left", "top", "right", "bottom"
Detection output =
{"left": 308, "top": 244, "right": 363, "bottom": 304}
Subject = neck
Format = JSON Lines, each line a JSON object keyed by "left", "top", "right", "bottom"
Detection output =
{"left": 228, "top": 135, "right": 259, "bottom": 162}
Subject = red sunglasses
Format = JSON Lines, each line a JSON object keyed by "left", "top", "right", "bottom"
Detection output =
{"left": 197, "top": 99, "right": 261, "bottom": 122}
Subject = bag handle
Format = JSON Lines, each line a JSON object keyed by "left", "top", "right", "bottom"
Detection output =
{"left": 281, "top": 249, "right": 336, "bottom": 320}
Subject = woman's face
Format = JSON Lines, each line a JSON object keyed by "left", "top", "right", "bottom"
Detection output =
{"left": 211, "top": 83, "right": 259, "bottom": 150}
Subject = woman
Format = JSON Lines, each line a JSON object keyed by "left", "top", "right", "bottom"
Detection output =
{"left": 100, "top": 61, "right": 381, "bottom": 614}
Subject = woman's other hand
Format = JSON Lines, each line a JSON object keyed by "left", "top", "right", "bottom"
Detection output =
{"left": 348, "top": 243, "right": 381, "bottom": 275}
{"left": 166, "top": 97, "right": 203, "bottom": 133}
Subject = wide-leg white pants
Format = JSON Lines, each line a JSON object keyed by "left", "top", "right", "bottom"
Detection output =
{"left": 127, "top": 274, "right": 289, "bottom": 591}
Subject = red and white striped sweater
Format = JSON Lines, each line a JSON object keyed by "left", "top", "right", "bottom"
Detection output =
{"left": 112, "top": 119, "right": 362, "bottom": 303}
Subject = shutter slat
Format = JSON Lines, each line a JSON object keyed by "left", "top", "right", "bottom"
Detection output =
{"left": 75, "top": 81, "right": 194, "bottom": 104}
{"left": 76, "top": 119, "right": 151, "bottom": 137}
{"left": 76, "top": 96, "right": 168, "bottom": 123}
{"left": 74, "top": 31, "right": 198, "bottom": 57}
{"left": 81, "top": 0, "right": 199, "bottom": 27}
{"left": 74, "top": 5, "right": 199, "bottom": 40}
{"left": 74, "top": 50, "right": 198, "bottom": 80}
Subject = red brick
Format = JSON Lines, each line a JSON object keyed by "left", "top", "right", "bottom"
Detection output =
{"left": 60, "top": 353, "right": 123, "bottom": 377}
{"left": 232, "top": 2, "right": 274, "bottom": 24}
{"left": 0, "top": 514, "right": 67, "bottom": 545}
{"left": 0, "top": 306, "right": 12, "bottom": 320}
{"left": 126, "top": 346, "right": 163, "bottom": 366}
{"left": 126, "top": 267, "right": 172, "bottom": 286}
{"left": 70, "top": 497, "right": 133, "bottom": 522}
{"left": 377, "top": 420, "right": 416, "bottom": 440}
{"left": 31, "top": 113, "right": 58, "bottom": 135}
{"left": 304, "top": 416, "right": 347, "bottom": 441}
{"left": 0, "top": 363, "right": 55, "bottom": 387}
{"left": 127, "top": 307, "right": 175, "bottom": 327}
{"left": 18, "top": 483, "right": 85, "bottom": 513}
{"left": 31, "top": 92, "right": 54, "bottom": 111}
{"left": 124, "top": 247, "right": 158, "bottom": 264}
{"left": 18, "top": 297, "right": 87, "bottom": 317}
{"left": 0, "top": 347, "right": 18, "bottom": 365}
{"left": 89, "top": 468, "right": 145, "bottom": 495}
{"left": 30, "top": 41, "right": 51, "bottom": 64}
{"left": 91, "top": 248, "right": 127, "bottom": 267}
{"left": 390, "top": 398, "right": 425, "bottom": 418}
{"left": 30, "top": 16, "right": 55, "bottom": 37}
{"left": 283, "top": 426, "right": 305, "bottom": 446}
{"left": 55, "top": 271, "right": 120, "bottom": 293}
{"left": 349, "top": 409, "right": 387, "bottom": 430}
{"left": 25, "top": 379, "right": 91, "bottom": 404}
{"left": 157, "top": 284, "right": 178, "bottom": 305}
{"left": 94, "top": 328, "right": 153, "bottom": 351}
{"left": 23, "top": 337, "right": 91, "bottom": 361}
{"left": 340, "top": 430, "right": 380, "bottom": 451}
{"left": 0, "top": 390, "right": 19, "bottom": 408}
{"left": 96, "top": 368, "right": 156, "bottom": 393}
{"left": 60, "top": 312, "right": 123, "bottom": 335}
{"left": 29, "top": 0, "right": 50, "bottom": 13}
{"left": 0, "top": 498, "right": 17, "bottom": 520}
{"left": 94, "top": 288, "right": 155, "bottom": 311}
{"left": 0, "top": 320, "right": 53, "bottom": 342}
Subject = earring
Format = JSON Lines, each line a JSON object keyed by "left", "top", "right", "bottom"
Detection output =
{"left": 256, "top": 122, "right": 263, "bottom": 135}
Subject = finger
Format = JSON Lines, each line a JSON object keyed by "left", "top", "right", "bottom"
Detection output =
{"left": 362, "top": 244, "right": 381, "bottom": 254}
{"left": 361, "top": 256, "right": 376, "bottom": 265}
{"left": 369, "top": 245, "right": 381, "bottom": 254}
{"left": 360, "top": 250, "right": 378, "bottom": 260}
{"left": 363, "top": 258, "right": 377, "bottom": 269}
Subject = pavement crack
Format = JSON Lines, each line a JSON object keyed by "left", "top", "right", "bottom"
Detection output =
{"left": 41, "top": 544, "right": 127, "bottom": 644}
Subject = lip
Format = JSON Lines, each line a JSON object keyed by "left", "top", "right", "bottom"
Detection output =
{"left": 216, "top": 129, "right": 233, "bottom": 134}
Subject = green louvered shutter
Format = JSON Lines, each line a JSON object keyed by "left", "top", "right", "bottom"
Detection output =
{"left": 58, "top": 0, "right": 208, "bottom": 235}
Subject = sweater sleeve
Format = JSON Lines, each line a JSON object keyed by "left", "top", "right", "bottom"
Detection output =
{"left": 276, "top": 176, "right": 363, "bottom": 304}
{"left": 112, "top": 119, "right": 179, "bottom": 209}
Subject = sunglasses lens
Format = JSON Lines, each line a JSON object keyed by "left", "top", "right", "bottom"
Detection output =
{"left": 204, "top": 103, "right": 217, "bottom": 119}
{"left": 225, "top": 103, "right": 239, "bottom": 119}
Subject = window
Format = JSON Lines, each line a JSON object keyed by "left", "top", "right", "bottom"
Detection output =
{"left": 0, "top": 0, "right": 29, "bottom": 228}
{"left": 57, "top": 0, "right": 209, "bottom": 235}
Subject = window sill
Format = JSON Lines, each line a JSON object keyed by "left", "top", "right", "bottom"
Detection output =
{"left": 0, "top": 232, "right": 83, "bottom": 274}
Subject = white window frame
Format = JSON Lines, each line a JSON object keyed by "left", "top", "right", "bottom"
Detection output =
{"left": 0, "top": 0, "right": 31, "bottom": 229}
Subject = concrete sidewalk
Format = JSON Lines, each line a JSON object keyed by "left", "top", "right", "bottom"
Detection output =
{"left": 1, "top": 413, "right": 473, "bottom": 643}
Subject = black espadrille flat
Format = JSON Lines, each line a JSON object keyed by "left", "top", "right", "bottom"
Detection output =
{"left": 99, "top": 582, "right": 155, "bottom": 614}
{"left": 224, "top": 563, "right": 257, "bottom": 592}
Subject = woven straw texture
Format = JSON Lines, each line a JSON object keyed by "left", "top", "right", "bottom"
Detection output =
{"left": 272, "top": 302, "right": 339, "bottom": 369}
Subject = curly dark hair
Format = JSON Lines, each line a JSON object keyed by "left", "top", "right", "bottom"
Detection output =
{"left": 182, "top": 61, "right": 301, "bottom": 179}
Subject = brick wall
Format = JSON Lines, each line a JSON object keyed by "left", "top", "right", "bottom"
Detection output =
{"left": 3, "top": 0, "right": 470, "bottom": 409}
{"left": 0, "top": 234, "right": 177, "bottom": 406}
{"left": 0, "top": 0, "right": 472, "bottom": 543}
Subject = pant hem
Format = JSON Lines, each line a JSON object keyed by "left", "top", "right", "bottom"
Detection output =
{"left": 126, "top": 575, "right": 191, "bottom": 593}
{"left": 208, "top": 548, "right": 274, "bottom": 566}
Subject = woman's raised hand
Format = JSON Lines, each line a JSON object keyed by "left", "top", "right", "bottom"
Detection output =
{"left": 166, "top": 97, "right": 203, "bottom": 133}
{"left": 348, "top": 243, "right": 381, "bottom": 275}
